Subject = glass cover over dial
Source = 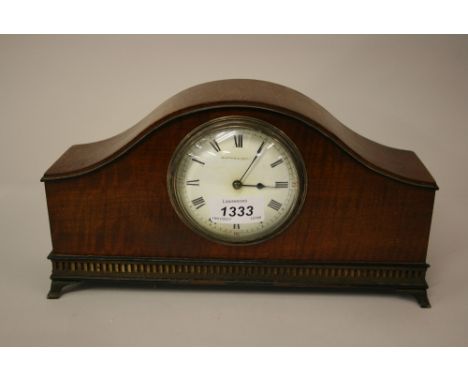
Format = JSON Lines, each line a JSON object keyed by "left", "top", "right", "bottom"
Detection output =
{"left": 167, "top": 116, "right": 307, "bottom": 244}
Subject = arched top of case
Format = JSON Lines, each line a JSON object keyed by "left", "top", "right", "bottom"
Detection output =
{"left": 42, "top": 79, "right": 437, "bottom": 189}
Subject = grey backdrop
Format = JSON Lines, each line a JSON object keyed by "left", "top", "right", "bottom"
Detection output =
{"left": 1, "top": 35, "right": 467, "bottom": 346}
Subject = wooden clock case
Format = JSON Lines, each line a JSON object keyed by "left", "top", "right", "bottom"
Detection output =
{"left": 42, "top": 79, "right": 438, "bottom": 307}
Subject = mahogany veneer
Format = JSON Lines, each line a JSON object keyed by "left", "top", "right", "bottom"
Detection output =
{"left": 42, "top": 79, "right": 438, "bottom": 306}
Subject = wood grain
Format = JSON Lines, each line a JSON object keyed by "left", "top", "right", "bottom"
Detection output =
{"left": 42, "top": 79, "right": 438, "bottom": 189}
{"left": 44, "top": 108, "right": 436, "bottom": 263}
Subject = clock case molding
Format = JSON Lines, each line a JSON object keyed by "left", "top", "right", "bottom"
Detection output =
{"left": 41, "top": 79, "right": 438, "bottom": 307}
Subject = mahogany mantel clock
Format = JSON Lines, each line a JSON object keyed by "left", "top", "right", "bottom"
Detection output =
{"left": 41, "top": 79, "right": 438, "bottom": 307}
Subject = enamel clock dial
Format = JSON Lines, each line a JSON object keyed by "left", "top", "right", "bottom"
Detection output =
{"left": 167, "top": 116, "right": 307, "bottom": 244}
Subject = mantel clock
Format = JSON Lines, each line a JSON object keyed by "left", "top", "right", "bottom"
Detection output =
{"left": 41, "top": 79, "right": 438, "bottom": 307}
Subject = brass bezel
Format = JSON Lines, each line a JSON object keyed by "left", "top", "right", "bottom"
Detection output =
{"left": 167, "top": 115, "right": 307, "bottom": 246}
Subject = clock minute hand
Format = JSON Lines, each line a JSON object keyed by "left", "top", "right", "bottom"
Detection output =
{"left": 239, "top": 141, "right": 265, "bottom": 182}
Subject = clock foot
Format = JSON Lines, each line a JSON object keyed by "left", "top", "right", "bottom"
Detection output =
{"left": 411, "top": 290, "right": 431, "bottom": 308}
{"left": 47, "top": 280, "right": 79, "bottom": 299}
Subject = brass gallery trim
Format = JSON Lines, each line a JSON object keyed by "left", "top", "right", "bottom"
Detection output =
{"left": 48, "top": 255, "right": 428, "bottom": 286}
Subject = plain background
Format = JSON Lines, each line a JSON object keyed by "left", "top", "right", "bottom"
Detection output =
{"left": 0, "top": 35, "right": 467, "bottom": 346}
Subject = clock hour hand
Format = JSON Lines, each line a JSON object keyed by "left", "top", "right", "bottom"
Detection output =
{"left": 241, "top": 183, "right": 270, "bottom": 189}
{"left": 234, "top": 180, "right": 287, "bottom": 189}
{"left": 238, "top": 140, "right": 265, "bottom": 182}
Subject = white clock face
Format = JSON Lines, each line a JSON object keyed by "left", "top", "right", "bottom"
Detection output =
{"left": 168, "top": 116, "right": 307, "bottom": 244}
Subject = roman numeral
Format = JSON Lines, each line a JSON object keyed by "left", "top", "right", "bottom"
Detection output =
{"left": 188, "top": 154, "right": 205, "bottom": 165}
{"left": 186, "top": 179, "right": 200, "bottom": 186}
{"left": 257, "top": 141, "right": 266, "bottom": 154}
{"left": 268, "top": 199, "right": 282, "bottom": 211}
{"left": 270, "top": 158, "right": 284, "bottom": 168}
{"left": 233, "top": 224, "right": 240, "bottom": 229}
{"left": 210, "top": 140, "right": 221, "bottom": 152}
{"left": 275, "top": 181, "right": 288, "bottom": 188}
{"left": 191, "top": 197, "right": 206, "bottom": 209}
{"left": 192, "top": 158, "right": 205, "bottom": 165}
{"left": 234, "top": 134, "right": 243, "bottom": 148}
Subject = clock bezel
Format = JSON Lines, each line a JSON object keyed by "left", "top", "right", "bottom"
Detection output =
{"left": 167, "top": 115, "right": 308, "bottom": 246}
